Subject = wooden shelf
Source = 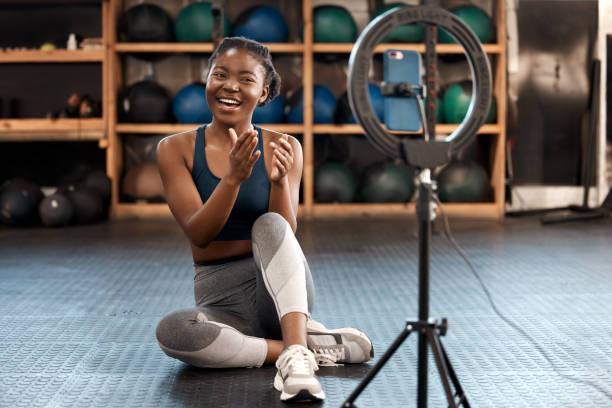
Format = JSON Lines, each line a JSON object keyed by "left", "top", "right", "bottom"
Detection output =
{"left": 114, "top": 203, "right": 171, "bottom": 218}
{"left": 309, "top": 202, "right": 501, "bottom": 218}
{"left": 0, "top": 119, "right": 105, "bottom": 141}
{"left": 115, "top": 42, "right": 304, "bottom": 54}
{"left": 115, "top": 123, "right": 305, "bottom": 135}
{"left": 312, "top": 43, "right": 502, "bottom": 54}
{"left": 114, "top": 123, "right": 500, "bottom": 136}
{"left": 0, "top": 49, "right": 105, "bottom": 63}
{"left": 313, "top": 124, "right": 501, "bottom": 134}
{"left": 113, "top": 201, "right": 501, "bottom": 219}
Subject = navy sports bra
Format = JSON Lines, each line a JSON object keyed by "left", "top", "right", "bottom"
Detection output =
{"left": 192, "top": 125, "right": 270, "bottom": 241}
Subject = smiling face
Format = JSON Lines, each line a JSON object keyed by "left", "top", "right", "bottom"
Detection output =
{"left": 206, "top": 47, "right": 269, "bottom": 128}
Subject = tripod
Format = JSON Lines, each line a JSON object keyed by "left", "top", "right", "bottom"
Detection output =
{"left": 343, "top": 37, "right": 469, "bottom": 408}
{"left": 342, "top": 169, "right": 469, "bottom": 408}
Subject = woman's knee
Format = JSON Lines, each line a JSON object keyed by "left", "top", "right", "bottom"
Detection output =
{"left": 156, "top": 309, "right": 221, "bottom": 353}
{"left": 252, "top": 212, "right": 289, "bottom": 247}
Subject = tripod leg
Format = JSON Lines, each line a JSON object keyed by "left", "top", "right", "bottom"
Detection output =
{"left": 342, "top": 323, "right": 414, "bottom": 407}
{"left": 439, "top": 339, "right": 470, "bottom": 408}
{"left": 428, "top": 328, "right": 457, "bottom": 408}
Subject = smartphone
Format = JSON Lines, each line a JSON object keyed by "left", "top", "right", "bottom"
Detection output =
{"left": 383, "top": 49, "right": 422, "bottom": 131}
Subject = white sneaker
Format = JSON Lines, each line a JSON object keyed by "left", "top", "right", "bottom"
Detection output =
{"left": 306, "top": 319, "right": 374, "bottom": 366}
{"left": 274, "top": 344, "right": 325, "bottom": 402}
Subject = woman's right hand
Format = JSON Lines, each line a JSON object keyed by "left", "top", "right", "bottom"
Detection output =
{"left": 224, "top": 128, "right": 261, "bottom": 186}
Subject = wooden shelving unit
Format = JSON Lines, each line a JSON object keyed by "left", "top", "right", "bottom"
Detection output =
{"left": 105, "top": 0, "right": 506, "bottom": 219}
{"left": 0, "top": 1, "right": 109, "bottom": 148}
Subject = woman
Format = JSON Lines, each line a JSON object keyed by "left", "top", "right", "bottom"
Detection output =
{"left": 155, "top": 37, "right": 372, "bottom": 403}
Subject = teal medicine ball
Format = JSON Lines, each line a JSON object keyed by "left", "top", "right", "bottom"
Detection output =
{"left": 175, "top": 2, "right": 231, "bottom": 42}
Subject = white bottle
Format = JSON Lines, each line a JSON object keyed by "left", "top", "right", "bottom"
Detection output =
{"left": 67, "top": 33, "right": 77, "bottom": 50}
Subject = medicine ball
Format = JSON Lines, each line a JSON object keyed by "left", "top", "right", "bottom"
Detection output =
{"left": 439, "top": 6, "right": 495, "bottom": 44}
{"left": 286, "top": 85, "right": 336, "bottom": 124}
{"left": 232, "top": 6, "right": 289, "bottom": 43}
{"left": 83, "top": 170, "right": 112, "bottom": 209}
{"left": 442, "top": 82, "right": 496, "bottom": 124}
{"left": 360, "top": 162, "right": 415, "bottom": 203}
{"left": 373, "top": 3, "right": 424, "bottom": 43}
{"left": 118, "top": 4, "right": 174, "bottom": 42}
{"left": 253, "top": 94, "right": 285, "bottom": 124}
{"left": 0, "top": 190, "right": 38, "bottom": 226}
{"left": 66, "top": 186, "right": 104, "bottom": 224}
{"left": 436, "top": 160, "right": 490, "bottom": 203}
{"left": 120, "top": 80, "right": 172, "bottom": 123}
{"left": 173, "top": 82, "right": 212, "bottom": 124}
{"left": 39, "top": 193, "right": 74, "bottom": 227}
{"left": 1, "top": 178, "right": 44, "bottom": 204}
{"left": 313, "top": 5, "right": 357, "bottom": 43}
{"left": 314, "top": 162, "right": 357, "bottom": 203}
{"left": 175, "top": 2, "right": 231, "bottom": 42}
{"left": 335, "top": 83, "right": 384, "bottom": 124}
{"left": 122, "top": 161, "right": 165, "bottom": 203}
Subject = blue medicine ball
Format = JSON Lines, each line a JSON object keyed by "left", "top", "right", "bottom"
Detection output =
{"left": 232, "top": 6, "right": 289, "bottom": 43}
{"left": 173, "top": 83, "right": 212, "bottom": 124}
{"left": 253, "top": 95, "right": 285, "bottom": 124}
{"left": 336, "top": 83, "right": 384, "bottom": 124}
{"left": 286, "top": 84, "right": 336, "bottom": 124}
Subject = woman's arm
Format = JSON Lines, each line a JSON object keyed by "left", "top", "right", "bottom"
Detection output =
{"left": 157, "top": 129, "right": 260, "bottom": 247}
{"left": 267, "top": 134, "right": 303, "bottom": 232}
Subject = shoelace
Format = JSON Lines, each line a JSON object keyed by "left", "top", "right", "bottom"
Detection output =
{"left": 279, "top": 346, "right": 319, "bottom": 375}
{"left": 311, "top": 346, "right": 346, "bottom": 367}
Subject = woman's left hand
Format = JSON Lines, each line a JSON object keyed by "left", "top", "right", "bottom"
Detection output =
{"left": 269, "top": 135, "right": 294, "bottom": 183}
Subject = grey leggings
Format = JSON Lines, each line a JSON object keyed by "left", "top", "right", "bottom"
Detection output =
{"left": 156, "top": 213, "right": 315, "bottom": 364}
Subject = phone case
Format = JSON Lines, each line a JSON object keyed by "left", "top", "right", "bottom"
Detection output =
{"left": 383, "top": 49, "right": 422, "bottom": 131}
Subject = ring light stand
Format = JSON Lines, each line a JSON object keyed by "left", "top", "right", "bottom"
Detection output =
{"left": 343, "top": 6, "right": 492, "bottom": 408}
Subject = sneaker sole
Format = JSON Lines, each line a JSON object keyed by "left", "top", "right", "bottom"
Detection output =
{"left": 274, "top": 373, "right": 325, "bottom": 402}
{"left": 308, "top": 327, "right": 374, "bottom": 363}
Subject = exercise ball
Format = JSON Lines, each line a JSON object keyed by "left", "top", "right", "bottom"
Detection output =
{"left": 122, "top": 162, "right": 165, "bottom": 202}
{"left": 253, "top": 95, "right": 285, "bottom": 124}
{"left": 0, "top": 190, "right": 38, "bottom": 226}
{"left": 39, "top": 193, "right": 74, "bottom": 227}
{"left": 118, "top": 4, "right": 174, "bottom": 42}
{"left": 173, "top": 83, "right": 212, "bottom": 124}
{"left": 83, "top": 170, "right": 111, "bottom": 205}
{"left": 1, "top": 178, "right": 43, "bottom": 204}
{"left": 436, "top": 160, "right": 489, "bottom": 203}
{"left": 439, "top": 6, "right": 495, "bottom": 44}
{"left": 373, "top": 3, "right": 424, "bottom": 43}
{"left": 120, "top": 81, "right": 173, "bottom": 123}
{"left": 286, "top": 85, "right": 336, "bottom": 124}
{"left": 360, "top": 162, "right": 414, "bottom": 203}
{"left": 313, "top": 5, "right": 357, "bottom": 43}
{"left": 175, "top": 2, "right": 231, "bottom": 42}
{"left": 442, "top": 82, "right": 496, "bottom": 124}
{"left": 314, "top": 162, "right": 357, "bottom": 203}
{"left": 335, "top": 83, "right": 384, "bottom": 124}
{"left": 232, "top": 6, "right": 289, "bottom": 43}
{"left": 66, "top": 186, "right": 104, "bottom": 224}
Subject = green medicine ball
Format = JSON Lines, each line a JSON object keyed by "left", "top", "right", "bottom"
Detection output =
{"left": 313, "top": 5, "right": 357, "bottom": 43}
{"left": 175, "top": 2, "right": 231, "bottom": 42}
{"left": 442, "top": 82, "right": 496, "bottom": 124}
{"left": 360, "top": 162, "right": 414, "bottom": 203}
{"left": 314, "top": 162, "right": 357, "bottom": 203}
{"left": 436, "top": 161, "right": 489, "bottom": 203}
{"left": 373, "top": 3, "right": 424, "bottom": 43}
{"left": 439, "top": 6, "right": 495, "bottom": 44}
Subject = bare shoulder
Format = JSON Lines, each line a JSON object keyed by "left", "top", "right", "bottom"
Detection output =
{"left": 157, "top": 129, "right": 197, "bottom": 164}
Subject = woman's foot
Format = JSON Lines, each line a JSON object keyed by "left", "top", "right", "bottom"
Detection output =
{"left": 274, "top": 344, "right": 325, "bottom": 402}
{"left": 306, "top": 319, "right": 374, "bottom": 366}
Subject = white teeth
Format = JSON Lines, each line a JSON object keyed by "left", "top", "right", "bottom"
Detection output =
{"left": 218, "top": 98, "right": 240, "bottom": 105}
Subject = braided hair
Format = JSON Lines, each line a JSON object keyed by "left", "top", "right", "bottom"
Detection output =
{"left": 207, "top": 37, "right": 281, "bottom": 106}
